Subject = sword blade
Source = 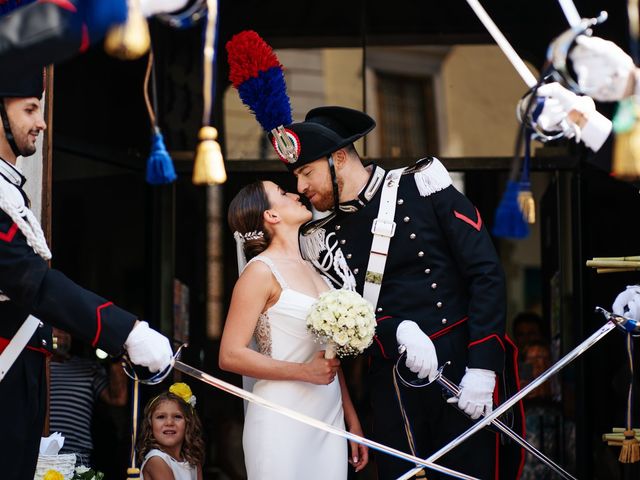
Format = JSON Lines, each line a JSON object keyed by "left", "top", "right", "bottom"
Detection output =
{"left": 557, "top": 0, "right": 582, "bottom": 27}
{"left": 435, "top": 375, "right": 576, "bottom": 480}
{"left": 172, "top": 360, "right": 479, "bottom": 480}
{"left": 397, "top": 320, "right": 616, "bottom": 480}
{"left": 465, "top": 0, "right": 537, "bottom": 88}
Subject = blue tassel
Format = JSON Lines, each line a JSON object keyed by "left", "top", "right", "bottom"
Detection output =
{"left": 145, "top": 128, "right": 177, "bottom": 185}
{"left": 492, "top": 180, "right": 529, "bottom": 239}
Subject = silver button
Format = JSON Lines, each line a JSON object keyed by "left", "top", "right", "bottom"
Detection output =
{"left": 431, "top": 282, "right": 437, "bottom": 289}
{"left": 41, "top": 339, "right": 47, "bottom": 346}
{"left": 376, "top": 307, "right": 383, "bottom": 313}
{"left": 404, "top": 216, "right": 410, "bottom": 223}
{"left": 335, "top": 225, "right": 341, "bottom": 231}
{"left": 38, "top": 321, "right": 44, "bottom": 328}
{"left": 346, "top": 253, "right": 352, "bottom": 259}
{"left": 353, "top": 268, "right": 359, "bottom": 274}
{"left": 436, "top": 301, "right": 443, "bottom": 308}
{"left": 441, "top": 318, "right": 448, "bottom": 325}
{"left": 409, "top": 233, "right": 416, "bottom": 240}
{"left": 418, "top": 251, "right": 424, "bottom": 257}
{"left": 424, "top": 268, "right": 431, "bottom": 274}
{"left": 340, "top": 239, "right": 346, "bottom": 245}
{"left": 397, "top": 199, "right": 404, "bottom": 205}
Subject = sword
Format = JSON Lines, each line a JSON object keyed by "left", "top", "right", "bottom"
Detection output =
{"left": 465, "top": 0, "right": 537, "bottom": 88}
{"left": 394, "top": 355, "right": 576, "bottom": 480}
{"left": 171, "top": 359, "right": 479, "bottom": 480}
{"left": 397, "top": 307, "right": 623, "bottom": 480}
{"left": 438, "top": 364, "right": 575, "bottom": 479}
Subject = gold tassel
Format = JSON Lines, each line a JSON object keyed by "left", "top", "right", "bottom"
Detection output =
{"left": 612, "top": 100, "right": 640, "bottom": 181}
{"left": 619, "top": 429, "right": 640, "bottom": 463}
{"left": 126, "top": 467, "right": 141, "bottom": 479}
{"left": 192, "top": 126, "right": 226, "bottom": 185}
{"left": 517, "top": 189, "right": 535, "bottom": 224}
{"left": 104, "top": 0, "right": 150, "bottom": 60}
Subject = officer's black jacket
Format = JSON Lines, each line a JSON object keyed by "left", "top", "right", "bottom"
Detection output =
{"left": 0, "top": 162, "right": 136, "bottom": 356}
{"left": 301, "top": 158, "right": 507, "bottom": 373}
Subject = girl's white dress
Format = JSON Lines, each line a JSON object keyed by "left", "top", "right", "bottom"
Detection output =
{"left": 140, "top": 449, "right": 197, "bottom": 480}
{"left": 242, "top": 256, "right": 347, "bottom": 480}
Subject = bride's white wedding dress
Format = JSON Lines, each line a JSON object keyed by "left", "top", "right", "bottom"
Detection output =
{"left": 242, "top": 255, "right": 347, "bottom": 480}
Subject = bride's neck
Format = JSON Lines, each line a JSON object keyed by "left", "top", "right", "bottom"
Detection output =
{"left": 266, "top": 229, "right": 303, "bottom": 261}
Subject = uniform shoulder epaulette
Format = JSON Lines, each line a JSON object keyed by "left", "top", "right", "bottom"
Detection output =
{"left": 405, "top": 156, "right": 452, "bottom": 197}
{"left": 299, "top": 213, "right": 335, "bottom": 261}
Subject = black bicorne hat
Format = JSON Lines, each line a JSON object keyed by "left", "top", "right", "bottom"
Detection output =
{"left": 0, "top": 67, "right": 44, "bottom": 98}
{"left": 269, "top": 106, "right": 376, "bottom": 172}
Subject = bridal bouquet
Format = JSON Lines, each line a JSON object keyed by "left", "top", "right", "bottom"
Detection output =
{"left": 306, "top": 289, "right": 376, "bottom": 358}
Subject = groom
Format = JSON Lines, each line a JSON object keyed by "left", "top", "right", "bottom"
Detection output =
{"left": 269, "top": 106, "right": 523, "bottom": 479}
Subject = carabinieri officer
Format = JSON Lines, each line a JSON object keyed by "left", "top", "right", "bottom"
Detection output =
{"left": 269, "top": 106, "right": 524, "bottom": 479}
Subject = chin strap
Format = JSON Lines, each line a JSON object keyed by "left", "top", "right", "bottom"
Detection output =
{"left": 0, "top": 99, "right": 20, "bottom": 158}
{"left": 327, "top": 154, "right": 340, "bottom": 212}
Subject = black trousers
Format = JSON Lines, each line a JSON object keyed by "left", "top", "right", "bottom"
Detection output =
{"left": 369, "top": 358, "right": 497, "bottom": 480}
{"left": 0, "top": 350, "right": 47, "bottom": 480}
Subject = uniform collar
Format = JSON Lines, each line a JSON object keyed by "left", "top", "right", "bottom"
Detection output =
{"left": 338, "top": 163, "right": 386, "bottom": 213}
{"left": 0, "top": 157, "right": 26, "bottom": 188}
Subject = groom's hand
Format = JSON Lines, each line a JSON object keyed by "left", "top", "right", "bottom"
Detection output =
{"left": 305, "top": 351, "right": 340, "bottom": 385}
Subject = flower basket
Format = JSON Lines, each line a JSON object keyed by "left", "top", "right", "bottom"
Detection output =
{"left": 34, "top": 453, "right": 76, "bottom": 480}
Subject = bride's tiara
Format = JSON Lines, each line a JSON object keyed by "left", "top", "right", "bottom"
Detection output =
{"left": 234, "top": 230, "right": 264, "bottom": 242}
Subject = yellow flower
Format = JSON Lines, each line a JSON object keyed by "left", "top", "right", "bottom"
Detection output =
{"left": 169, "top": 382, "right": 196, "bottom": 406}
{"left": 43, "top": 470, "right": 64, "bottom": 480}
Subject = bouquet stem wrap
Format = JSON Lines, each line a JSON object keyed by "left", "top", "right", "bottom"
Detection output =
{"left": 324, "top": 341, "right": 337, "bottom": 359}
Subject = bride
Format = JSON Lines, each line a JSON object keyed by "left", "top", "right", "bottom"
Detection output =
{"left": 219, "top": 180, "right": 368, "bottom": 479}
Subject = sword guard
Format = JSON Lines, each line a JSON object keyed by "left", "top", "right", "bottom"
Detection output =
{"left": 595, "top": 306, "right": 640, "bottom": 337}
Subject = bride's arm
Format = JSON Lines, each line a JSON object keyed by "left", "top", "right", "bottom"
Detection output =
{"left": 337, "top": 369, "right": 369, "bottom": 472}
{"left": 219, "top": 261, "right": 338, "bottom": 385}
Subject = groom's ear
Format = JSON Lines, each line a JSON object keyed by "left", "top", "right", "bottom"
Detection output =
{"left": 263, "top": 209, "right": 280, "bottom": 225}
{"left": 333, "top": 149, "right": 348, "bottom": 170}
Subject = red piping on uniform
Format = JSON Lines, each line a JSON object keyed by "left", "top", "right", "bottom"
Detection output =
{"left": 453, "top": 207, "right": 482, "bottom": 231}
{"left": 38, "top": 0, "right": 77, "bottom": 11}
{"left": 91, "top": 302, "right": 113, "bottom": 348}
{"left": 373, "top": 335, "right": 390, "bottom": 359}
{"left": 0, "top": 336, "right": 51, "bottom": 356}
{"left": 495, "top": 431, "right": 500, "bottom": 480}
{"left": 430, "top": 316, "right": 468, "bottom": 340}
{"left": 79, "top": 23, "right": 90, "bottom": 52}
{"left": 505, "top": 334, "right": 526, "bottom": 479}
{"left": 469, "top": 333, "right": 505, "bottom": 351}
{"left": 0, "top": 223, "right": 18, "bottom": 242}
{"left": 376, "top": 315, "right": 392, "bottom": 323}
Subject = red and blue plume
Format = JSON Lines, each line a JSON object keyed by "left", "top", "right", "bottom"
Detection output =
{"left": 226, "top": 30, "right": 292, "bottom": 132}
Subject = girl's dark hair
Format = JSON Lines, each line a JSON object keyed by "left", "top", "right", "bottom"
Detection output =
{"left": 137, "top": 392, "right": 205, "bottom": 467}
{"left": 228, "top": 181, "right": 272, "bottom": 261}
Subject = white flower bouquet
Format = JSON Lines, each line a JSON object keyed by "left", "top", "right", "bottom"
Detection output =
{"left": 306, "top": 289, "right": 376, "bottom": 358}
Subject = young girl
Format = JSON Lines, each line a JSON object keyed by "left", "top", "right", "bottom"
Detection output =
{"left": 138, "top": 383, "right": 204, "bottom": 480}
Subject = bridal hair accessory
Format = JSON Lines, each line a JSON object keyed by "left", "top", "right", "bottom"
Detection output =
{"left": 233, "top": 230, "right": 264, "bottom": 274}
{"left": 238, "top": 230, "right": 264, "bottom": 241}
{"left": 169, "top": 382, "right": 197, "bottom": 407}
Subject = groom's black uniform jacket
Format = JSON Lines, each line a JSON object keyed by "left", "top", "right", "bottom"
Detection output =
{"left": 0, "top": 160, "right": 136, "bottom": 480}
{"left": 301, "top": 158, "right": 524, "bottom": 479}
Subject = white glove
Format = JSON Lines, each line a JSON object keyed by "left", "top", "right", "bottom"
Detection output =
{"left": 396, "top": 320, "right": 438, "bottom": 381}
{"left": 139, "top": 0, "right": 189, "bottom": 17}
{"left": 612, "top": 285, "right": 640, "bottom": 320}
{"left": 535, "top": 82, "right": 612, "bottom": 152}
{"left": 124, "top": 321, "right": 173, "bottom": 373}
{"left": 447, "top": 368, "right": 496, "bottom": 420}
{"left": 569, "top": 36, "right": 635, "bottom": 102}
